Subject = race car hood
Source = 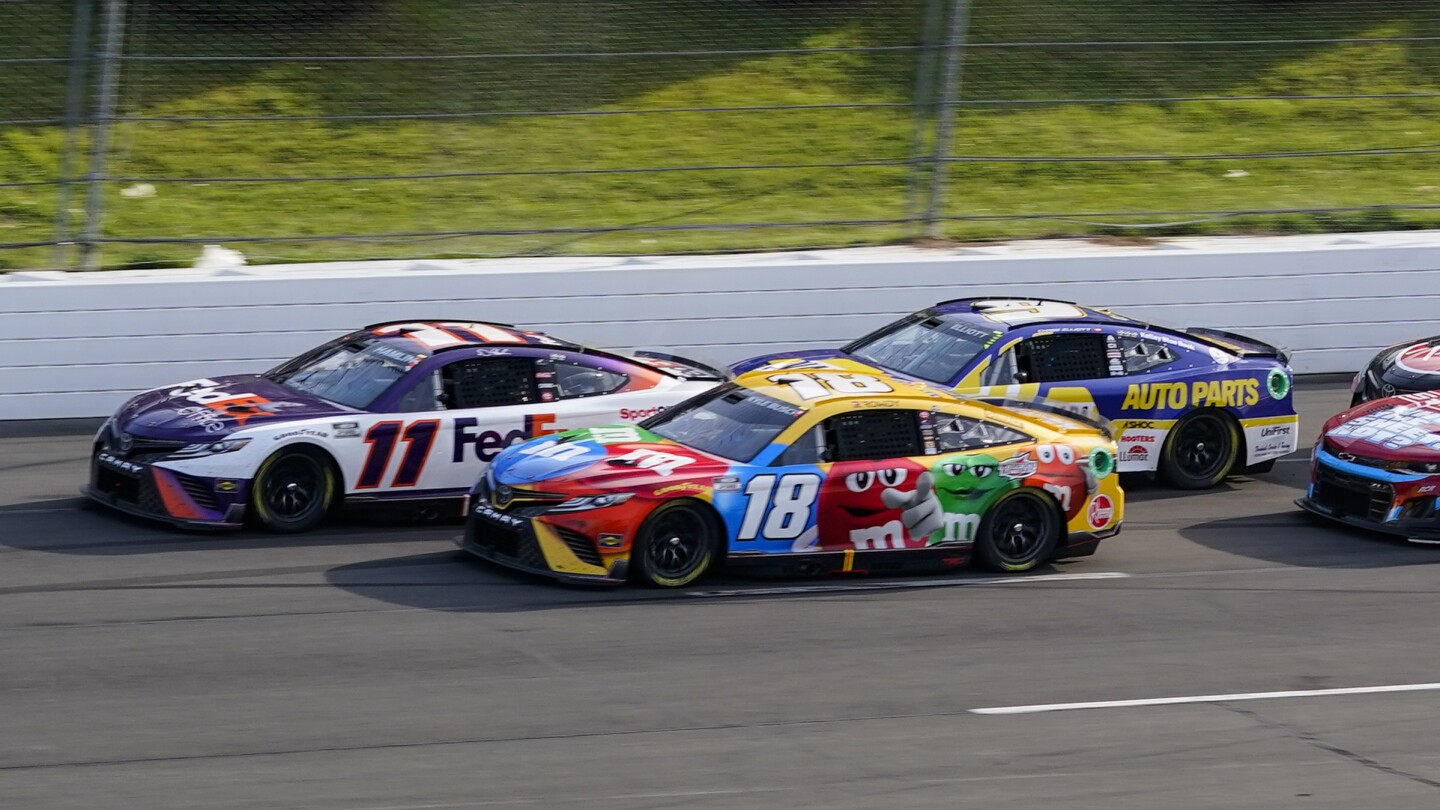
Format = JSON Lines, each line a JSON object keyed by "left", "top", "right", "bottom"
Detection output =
{"left": 1323, "top": 392, "right": 1440, "bottom": 462}
{"left": 114, "top": 374, "right": 353, "bottom": 441}
{"left": 490, "top": 426, "right": 731, "bottom": 491}
{"left": 1370, "top": 336, "right": 1440, "bottom": 393}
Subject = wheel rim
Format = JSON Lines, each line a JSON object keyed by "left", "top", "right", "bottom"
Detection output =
{"left": 262, "top": 455, "right": 324, "bottom": 520}
{"left": 645, "top": 508, "right": 708, "bottom": 580}
{"left": 1174, "top": 415, "right": 1230, "bottom": 480}
{"left": 988, "top": 496, "right": 1053, "bottom": 565}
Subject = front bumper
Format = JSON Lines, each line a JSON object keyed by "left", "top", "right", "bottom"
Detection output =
{"left": 82, "top": 484, "right": 245, "bottom": 530}
{"left": 1296, "top": 496, "right": 1440, "bottom": 542}
{"left": 85, "top": 453, "right": 247, "bottom": 530}
{"left": 1298, "top": 449, "right": 1440, "bottom": 542}
{"left": 458, "top": 502, "right": 627, "bottom": 586}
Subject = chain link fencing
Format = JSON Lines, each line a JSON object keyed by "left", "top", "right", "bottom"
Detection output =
{"left": 1, "top": 0, "right": 1438, "bottom": 271}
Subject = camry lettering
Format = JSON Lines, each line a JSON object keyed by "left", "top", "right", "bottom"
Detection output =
{"left": 97, "top": 453, "right": 144, "bottom": 474}
{"left": 471, "top": 501, "right": 524, "bottom": 527}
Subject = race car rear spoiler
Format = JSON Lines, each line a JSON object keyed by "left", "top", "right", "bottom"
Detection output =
{"left": 628, "top": 350, "right": 729, "bottom": 381}
{"left": 1184, "top": 327, "right": 1292, "bottom": 365}
{"left": 969, "top": 397, "right": 1116, "bottom": 440}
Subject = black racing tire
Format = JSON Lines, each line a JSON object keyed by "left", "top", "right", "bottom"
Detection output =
{"left": 249, "top": 446, "right": 339, "bottom": 533}
{"left": 630, "top": 500, "right": 720, "bottom": 588}
{"left": 974, "top": 489, "right": 1062, "bottom": 573}
{"left": 1159, "top": 410, "right": 1241, "bottom": 490}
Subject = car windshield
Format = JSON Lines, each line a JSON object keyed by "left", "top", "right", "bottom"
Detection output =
{"left": 265, "top": 337, "right": 418, "bottom": 409}
{"left": 847, "top": 315, "right": 998, "bottom": 384}
{"left": 642, "top": 385, "right": 802, "bottom": 462}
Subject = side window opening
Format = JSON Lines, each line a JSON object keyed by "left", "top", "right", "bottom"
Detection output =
{"left": 825, "top": 410, "right": 922, "bottom": 462}
{"left": 776, "top": 425, "right": 825, "bottom": 466}
{"left": 394, "top": 372, "right": 441, "bottom": 413}
{"left": 979, "top": 348, "right": 1017, "bottom": 387}
{"left": 552, "top": 361, "right": 627, "bottom": 399}
{"left": 1118, "top": 336, "right": 1178, "bottom": 374}
{"left": 1017, "top": 334, "right": 1110, "bottom": 383}
{"left": 934, "top": 414, "right": 1031, "bottom": 452}
{"left": 443, "top": 358, "right": 539, "bottom": 409}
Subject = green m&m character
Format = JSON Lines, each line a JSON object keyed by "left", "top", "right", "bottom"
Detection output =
{"left": 927, "top": 454, "right": 1018, "bottom": 545}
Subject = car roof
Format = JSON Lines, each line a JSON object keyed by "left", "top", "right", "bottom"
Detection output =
{"left": 731, "top": 358, "right": 971, "bottom": 409}
{"left": 729, "top": 359, "right": 1109, "bottom": 439}
{"left": 927, "top": 297, "right": 1134, "bottom": 331}
{"left": 362, "top": 320, "right": 583, "bottom": 352}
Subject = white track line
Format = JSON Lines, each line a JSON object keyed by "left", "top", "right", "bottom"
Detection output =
{"left": 686, "top": 571, "right": 1128, "bottom": 598}
{"left": 971, "top": 682, "right": 1440, "bottom": 715}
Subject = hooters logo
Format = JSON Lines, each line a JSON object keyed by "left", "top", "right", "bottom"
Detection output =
{"left": 1395, "top": 342, "right": 1440, "bottom": 376}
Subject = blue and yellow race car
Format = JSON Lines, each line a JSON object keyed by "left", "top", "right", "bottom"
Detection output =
{"left": 735, "top": 298, "right": 1298, "bottom": 489}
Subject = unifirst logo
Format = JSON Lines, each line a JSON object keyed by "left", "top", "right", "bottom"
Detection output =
{"left": 1122, "top": 379, "right": 1260, "bottom": 411}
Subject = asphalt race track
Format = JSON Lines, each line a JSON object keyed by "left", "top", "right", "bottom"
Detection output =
{"left": 5, "top": 380, "right": 1440, "bottom": 809}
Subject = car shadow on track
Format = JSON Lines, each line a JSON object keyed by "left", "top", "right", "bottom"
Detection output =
{"left": 1120, "top": 456, "right": 1310, "bottom": 504}
{"left": 0, "top": 497, "right": 460, "bottom": 556}
{"left": 1180, "top": 508, "right": 1440, "bottom": 569}
{"left": 321, "top": 549, "right": 1088, "bottom": 613}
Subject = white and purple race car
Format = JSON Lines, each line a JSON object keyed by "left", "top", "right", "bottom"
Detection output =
{"left": 85, "top": 320, "right": 721, "bottom": 532}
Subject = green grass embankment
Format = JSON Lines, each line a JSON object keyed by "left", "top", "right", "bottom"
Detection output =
{"left": 1, "top": 0, "right": 1438, "bottom": 269}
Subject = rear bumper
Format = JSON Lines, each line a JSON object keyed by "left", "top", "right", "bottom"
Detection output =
{"left": 1056, "top": 523, "right": 1121, "bottom": 558}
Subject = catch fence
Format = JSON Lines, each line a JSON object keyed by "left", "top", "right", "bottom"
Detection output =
{"left": 1, "top": 0, "right": 1438, "bottom": 270}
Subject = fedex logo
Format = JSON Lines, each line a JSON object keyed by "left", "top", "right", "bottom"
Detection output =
{"left": 169, "top": 378, "right": 257, "bottom": 405}
{"left": 453, "top": 414, "right": 559, "bottom": 463}
{"left": 167, "top": 378, "right": 272, "bottom": 427}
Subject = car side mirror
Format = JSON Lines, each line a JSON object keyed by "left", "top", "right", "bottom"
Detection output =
{"left": 1014, "top": 370, "right": 1030, "bottom": 383}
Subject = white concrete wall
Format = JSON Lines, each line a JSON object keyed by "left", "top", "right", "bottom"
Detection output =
{"left": 3, "top": 231, "right": 1439, "bottom": 420}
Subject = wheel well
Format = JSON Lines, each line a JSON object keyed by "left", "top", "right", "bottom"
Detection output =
{"left": 990, "top": 486, "right": 1067, "bottom": 537}
{"left": 1020, "top": 485, "right": 1068, "bottom": 529}
{"left": 658, "top": 497, "right": 729, "bottom": 558}
{"left": 258, "top": 443, "right": 343, "bottom": 506}
{"left": 1182, "top": 407, "right": 1244, "bottom": 472}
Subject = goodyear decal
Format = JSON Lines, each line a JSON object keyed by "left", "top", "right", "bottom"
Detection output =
{"left": 1121, "top": 378, "right": 1260, "bottom": 411}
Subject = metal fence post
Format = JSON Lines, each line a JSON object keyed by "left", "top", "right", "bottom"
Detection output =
{"left": 903, "top": 0, "right": 946, "bottom": 229}
{"left": 52, "top": 0, "right": 95, "bottom": 269}
{"left": 923, "top": 0, "right": 971, "bottom": 238}
{"left": 79, "top": 0, "right": 126, "bottom": 271}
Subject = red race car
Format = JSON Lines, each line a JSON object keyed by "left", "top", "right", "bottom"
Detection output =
{"left": 1297, "top": 391, "right": 1440, "bottom": 543}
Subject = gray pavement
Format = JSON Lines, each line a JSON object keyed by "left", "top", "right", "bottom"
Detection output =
{"left": 4, "top": 381, "right": 1440, "bottom": 809}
